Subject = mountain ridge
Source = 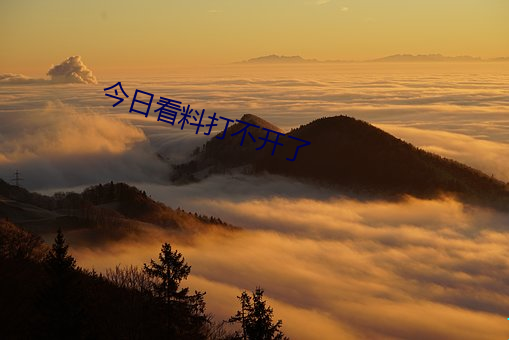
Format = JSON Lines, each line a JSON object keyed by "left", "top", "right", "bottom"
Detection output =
{"left": 0, "top": 180, "right": 235, "bottom": 239}
{"left": 172, "top": 114, "right": 509, "bottom": 211}
{"left": 237, "top": 54, "right": 509, "bottom": 64}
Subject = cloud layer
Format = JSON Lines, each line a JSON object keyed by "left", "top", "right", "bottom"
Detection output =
{"left": 0, "top": 101, "right": 169, "bottom": 188}
{"left": 2, "top": 63, "right": 509, "bottom": 339}
{"left": 68, "top": 182, "right": 509, "bottom": 340}
{"left": 0, "top": 73, "right": 45, "bottom": 84}
{"left": 377, "top": 124, "right": 509, "bottom": 181}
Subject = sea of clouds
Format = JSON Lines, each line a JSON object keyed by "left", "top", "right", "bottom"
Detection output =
{"left": 2, "top": 61, "right": 508, "bottom": 187}
{"left": 71, "top": 182, "right": 509, "bottom": 339}
{"left": 1, "top": 58, "right": 509, "bottom": 339}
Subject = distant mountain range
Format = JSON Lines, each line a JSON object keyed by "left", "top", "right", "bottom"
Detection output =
{"left": 238, "top": 54, "right": 320, "bottom": 64}
{"left": 172, "top": 114, "right": 509, "bottom": 211}
{"left": 238, "top": 54, "right": 509, "bottom": 64}
{"left": 371, "top": 54, "right": 482, "bottom": 62}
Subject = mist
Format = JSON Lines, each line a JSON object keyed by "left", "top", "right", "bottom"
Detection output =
{"left": 68, "top": 187, "right": 509, "bottom": 340}
{"left": 2, "top": 63, "right": 509, "bottom": 190}
{"left": 2, "top": 63, "right": 509, "bottom": 339}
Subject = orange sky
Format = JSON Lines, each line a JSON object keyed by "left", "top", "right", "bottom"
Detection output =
{"left": 1, "top": 0, "right": 508, "bottom": 74}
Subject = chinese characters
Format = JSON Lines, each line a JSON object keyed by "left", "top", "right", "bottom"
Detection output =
{"left": 104, "top": 82, "right": 311, "bottom": 161}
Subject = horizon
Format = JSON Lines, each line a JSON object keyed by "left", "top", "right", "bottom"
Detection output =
{"left": 1, "top": 0, "right": 508, "bottom": 74}
{"left": 4, "top": 54, "right": 509, "bottom": 79}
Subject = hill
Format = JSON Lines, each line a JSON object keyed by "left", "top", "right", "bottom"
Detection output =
{"left": 0, "top": 220, "right": 211, "bottom": 339}
{"left": 0, "top": 180, "right": 234, "bottom": 239}
{"left": 172, "top": 115, "right": 509, "bottom": 210}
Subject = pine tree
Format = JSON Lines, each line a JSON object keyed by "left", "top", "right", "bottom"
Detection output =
{"left": 144, "top": 242, "right": 207, "bottom": 339}
{"left": 45, "top": 228, "right": 76, "bottom": 275}
{"left": 230, "top": 291, "right": 251, "bottom": 340}
{"left": 40, "top": 228, "right": 84, "bottom": 340}
{"left": 229, "top": 288, "right": 288, "bottom": 340}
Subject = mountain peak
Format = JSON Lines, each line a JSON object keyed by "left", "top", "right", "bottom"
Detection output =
{"left": 172, "top": 115, "right": 509, "bottom": 210}
{"left": 240, "top": 114, "right": 284, "bottom": 133}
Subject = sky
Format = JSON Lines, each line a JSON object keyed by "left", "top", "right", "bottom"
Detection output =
{"left": 2, "top": 2, "right": 509, "bottom": 338}
{"left": 1, "top": 0, "right": 508, "bottom": 74}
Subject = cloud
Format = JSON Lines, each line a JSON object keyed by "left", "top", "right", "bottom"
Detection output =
{"left": 316, "top": 0, "right": 331, "bottom": 5}
{"left": 47, "top": 56, "right": 97, "bottom": 84}
{"left": 376, "top": 124, "right": 509, "bottom": 182}
{"left": 0, "top": 55, "right": 97, "bottom": 84}
{"left": 2, "top": 64, "right": 509, "bottom": 191}
{"left": 0, "top": 101, "right": 169, "bottom": 189}
{"left": 0, "top": 73, "right": 45, "bottom": 84}
{"left": 67, "top": 185, "right": 509, "bottom": 340}
{"left": 341, "top": 6, "right": 349, "bottom": 11}
{"left": 2, "top": 60, "right": 508, "bottom": 339}
{"left": 0, "top": 101, "right": 144, "bottom": 161}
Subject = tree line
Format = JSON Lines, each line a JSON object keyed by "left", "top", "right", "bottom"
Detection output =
{"left": 0, "top": 223, "right": 288, "bottom": 340}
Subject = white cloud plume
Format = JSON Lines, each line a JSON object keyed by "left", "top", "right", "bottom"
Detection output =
{"left": 0, "top": 101, "right": 143, "bottom": 161}
{"left": 47, "top": 56, "right": 97, "bottom": 84}
{"left": 0, "top": 101, "right": 169, "bottom": 189}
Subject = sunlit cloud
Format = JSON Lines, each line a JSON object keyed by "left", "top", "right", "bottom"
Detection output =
{"left": 2, "top": 62, "right": 505, "bottom": 338}
{"left": 0, "top": 100, "right": 169, "bottom": 188}
{"left": 47, "top": 56, "right": 97, "bottom": 84}
{"left": 2, "top": 64, "right": 508, "bottom": 190}
{"left": 0, "top": 55, "right": 97, "bottom": 84}
{"left": 69, "top": 190, "right": 509, "bottom": 340}
{"left": 377, "top": 124, "right": 509, "bottom": 182}
{"left": 0, "top": 101, "right": 144, "bottom": 161}
{"left": 0, "top": 73, "right": 45, "bottom": 84}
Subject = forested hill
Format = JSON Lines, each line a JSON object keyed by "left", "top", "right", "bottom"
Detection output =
{"left": 172, "top": 115, "right": 509, "bottom": 210}
{"left": 0, "top": 180, "right": 233, "bottom": 236}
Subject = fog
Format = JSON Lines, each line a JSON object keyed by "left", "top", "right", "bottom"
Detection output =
{"left": 1, "top": 63, "right": 508, "bottom": 189}
{"left": 2, "top": 62, "right": 509, "bottom": 339}
{"left": 69, "top": 188, "right": 509, "bottom": 340}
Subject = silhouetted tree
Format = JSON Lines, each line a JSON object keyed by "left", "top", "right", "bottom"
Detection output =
{"left": 229, "top": 288, "right": 287, "bottom": 340}
{"left": 45, "top": 228, "right": 76, "bottom": 273}
{"left": 144, "top": 242, "right": 208, "bottom": 339}
{"left": 105, "top": 264, "right": 152, "bottom": 292}
{"left": 39, "top": 228, "right": 85, "bottom": 339}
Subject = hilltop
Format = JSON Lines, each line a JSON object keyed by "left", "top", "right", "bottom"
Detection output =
{"left": 172, "top": 115, "right": 509, "bottom": 210}
{"left": 0, "top": 180, "right": 234, "bottom": 240}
